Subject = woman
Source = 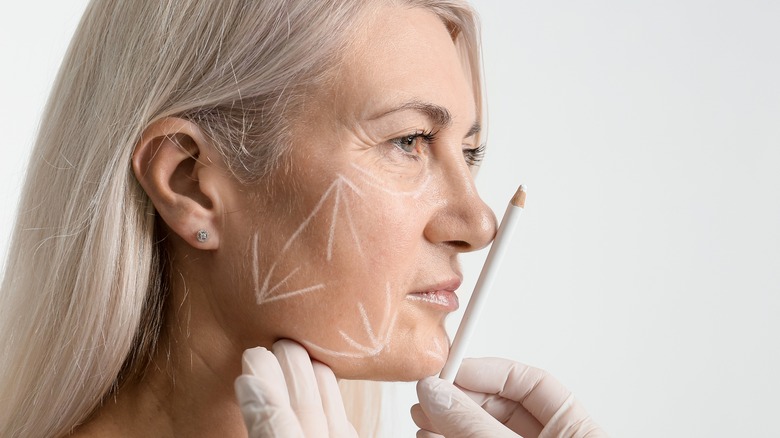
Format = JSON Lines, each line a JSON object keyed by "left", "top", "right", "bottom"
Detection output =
{"left": 0, "top": 0, "right": 604, "bottom": 436}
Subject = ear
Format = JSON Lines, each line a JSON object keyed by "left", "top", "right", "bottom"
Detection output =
{"left": 132, "top": 117, "right": 226, "bottom": 250}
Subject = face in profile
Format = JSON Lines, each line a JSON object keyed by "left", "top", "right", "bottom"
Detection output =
{"left": 213, "top": 6, "right": 496, "bottom": 381}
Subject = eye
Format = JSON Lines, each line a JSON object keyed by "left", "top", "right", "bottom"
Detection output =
{"left": 390, "top": 130, "right": 437, "bottom": 157}
{"left": 463, "top": 143, "right": 486, "bottom": 167}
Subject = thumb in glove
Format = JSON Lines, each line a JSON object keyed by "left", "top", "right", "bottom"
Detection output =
{"left": 234, "top": 374, "right": 305, "bottom": 438}
{"left": 416, "top": 376, "right": 518, "bottom": 438}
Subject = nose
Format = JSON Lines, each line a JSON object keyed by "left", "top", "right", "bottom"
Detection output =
{"left": 424, "top": 168, "right": 497, "bottom": 252}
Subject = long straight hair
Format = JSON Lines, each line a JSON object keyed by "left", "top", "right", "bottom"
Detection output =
{"left": 0, "top": 1, "right": 483, "bottom": 437}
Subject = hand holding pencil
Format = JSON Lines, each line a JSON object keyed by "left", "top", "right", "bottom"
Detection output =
{"left": 413, "top": 357, "right": 608, "bottom": 438}
{"left": 414, "top": 185, "right": 608, "bottom": 438}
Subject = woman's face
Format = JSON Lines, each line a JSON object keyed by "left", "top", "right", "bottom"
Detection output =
{"left": 216, "top": 6, "right": 496, "bottom": 380}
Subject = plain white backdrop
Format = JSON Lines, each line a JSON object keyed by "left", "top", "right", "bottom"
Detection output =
{"left": 1, "top": 1, "right": 778, "bottom": 437}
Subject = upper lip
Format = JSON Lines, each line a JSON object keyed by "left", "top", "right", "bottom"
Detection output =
{"left": 410, "top": 277, "right": 463, "bottom": 295}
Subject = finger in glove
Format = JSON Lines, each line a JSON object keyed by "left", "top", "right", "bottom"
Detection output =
{"left": 410, "top": 403, "right": 436, "bottom": 432}
{"left": 234, "top": 373, "right": 305, "bottom": 437}
{"left": 272, "top": 340, "right": 330, "bottom": 436}
{"left": 417, "top": 376, "right": 518, "bottom": 438}
{"left": 311, "top": 361, "right": 358, "bottom": 437}
{"left": 456, "top": 357, "right": 570, "bottom": 425}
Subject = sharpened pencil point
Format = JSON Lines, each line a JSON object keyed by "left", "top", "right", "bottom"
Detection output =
{"left": 511, "top": 184, "right": 526, "bottom": 208}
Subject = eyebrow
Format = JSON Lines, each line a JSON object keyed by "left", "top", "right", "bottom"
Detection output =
{"left": 465, "top": 121, "right": 481, "bottom": 138}
{"left": 369, "top": 100, "right": 481, "bottom": 138}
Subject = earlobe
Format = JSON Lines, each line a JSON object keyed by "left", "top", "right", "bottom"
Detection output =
{"left": 132, "top": 117, "right": 223, "bottom": 250}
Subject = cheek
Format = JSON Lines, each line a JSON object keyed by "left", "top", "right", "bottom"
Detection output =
{"left": 238, "top": 170, "right": 445, "bottom": 380}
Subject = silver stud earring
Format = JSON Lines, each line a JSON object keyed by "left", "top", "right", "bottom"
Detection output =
{"left": 196, "top": 229, "right": 209, "bottom": 243}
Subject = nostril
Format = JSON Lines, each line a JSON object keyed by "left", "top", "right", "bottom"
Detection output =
{"left": 447, "top": 240, "right": 471, "bottom": 251}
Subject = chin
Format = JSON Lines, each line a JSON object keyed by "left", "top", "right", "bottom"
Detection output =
{"left": 303, "top": 321, "right": 451, "bottom": 380}
{"left": 392, "top": 356, "right": 447, "bottom": 381}
{"left": 327, "top": 347, "right": 448, "bottom": 382}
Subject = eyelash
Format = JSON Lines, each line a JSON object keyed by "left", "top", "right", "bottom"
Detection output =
{"left": 464, "top": 143, "right": 486, "bottom": 166}
{"left": 389, "top": 131, "right": 486, "bottom": 167}
{"left": 390, "top": 130, "right": 437, "bottom": 159}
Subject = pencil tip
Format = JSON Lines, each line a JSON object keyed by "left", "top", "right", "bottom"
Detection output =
{"left": 511, "top": 184, "right": 526, "bottom": 208}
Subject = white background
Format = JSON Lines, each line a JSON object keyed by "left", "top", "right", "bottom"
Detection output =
{"left": 1, "top": 1, "right": 778, "bottom": 437}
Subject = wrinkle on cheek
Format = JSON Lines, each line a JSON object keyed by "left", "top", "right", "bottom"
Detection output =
{"left": 243, "top": 166, "right": 442, "bottom": 377}
{"left": 349, "top": 162, "right": 432, "bottom": 200}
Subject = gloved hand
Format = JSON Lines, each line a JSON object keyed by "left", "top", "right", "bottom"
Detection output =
{"left": 412, "top": 357, "right": 607, "bottom": 438}
{"left": 234, "top": 339, "right": 358, "bottom": 438}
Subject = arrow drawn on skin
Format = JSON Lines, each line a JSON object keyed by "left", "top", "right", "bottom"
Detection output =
{"left": 302, "top": 282, "right": 398, "bottom": 358}
{"left": 249, "top": 168, "right": 437, "bottom": 359}
{"left": 254, "top": 175, "right": 364, "bottom": 305}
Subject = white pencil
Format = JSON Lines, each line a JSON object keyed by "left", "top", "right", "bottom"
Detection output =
{"left": 439, "top": 184, "right": 526, "bottom": 382}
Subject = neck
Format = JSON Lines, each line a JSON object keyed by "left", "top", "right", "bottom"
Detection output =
{"left": 72, "top": 257, "right": 248, "bottom": 437}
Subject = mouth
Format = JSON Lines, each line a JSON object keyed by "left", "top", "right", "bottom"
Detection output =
{"left": 406, "top": 278, "right": 462, "bottom": 312}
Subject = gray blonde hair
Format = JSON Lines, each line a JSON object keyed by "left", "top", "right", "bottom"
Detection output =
{"left": 0, "top": 1, "right": 482, "bottom": 436}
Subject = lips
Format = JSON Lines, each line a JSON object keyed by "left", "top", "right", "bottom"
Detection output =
{"left": 406, "top": 278, "right": 462, "bottom": 312}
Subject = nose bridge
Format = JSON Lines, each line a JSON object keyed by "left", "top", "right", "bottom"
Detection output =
{"left": 427, "top": 159, "right": 497, "bottom": 252}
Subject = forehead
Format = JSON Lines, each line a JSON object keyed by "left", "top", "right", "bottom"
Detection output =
{"left": 332, "top": 6, "right": 477, "bottom": 124}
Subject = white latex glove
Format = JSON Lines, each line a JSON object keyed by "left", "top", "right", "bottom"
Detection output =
{"left": 412, "top": 357, "right": 607, "bottom": 438}
{"left": 234, "top": 339, "right": 358, "bottom": 438}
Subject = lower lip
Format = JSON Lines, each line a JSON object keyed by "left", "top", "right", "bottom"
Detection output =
{"left": 406, "top": 290, "right": 459, "bottom": 312}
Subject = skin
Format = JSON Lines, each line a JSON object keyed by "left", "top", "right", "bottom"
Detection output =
{"left": 72, "top": 5, "right": 495, "bottom": 437}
